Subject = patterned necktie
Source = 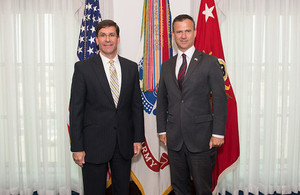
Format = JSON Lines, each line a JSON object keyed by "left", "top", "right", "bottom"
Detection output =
{"left": 109, "top": 60, "right": 119, "bottom": 107}
{"left": 178, "top": 53, "right": 187, "bottom": 91}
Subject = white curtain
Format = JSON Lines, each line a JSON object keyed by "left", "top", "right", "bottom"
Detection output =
{"left": 201, "top": 0, "right": 300, "bottom": 194}
{"left": 0, "top": 0, "right": 83, "bottom": 194}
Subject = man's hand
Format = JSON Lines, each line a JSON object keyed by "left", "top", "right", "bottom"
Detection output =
{"left": 209, "top": 136, "right": 224, "bottom": 149}
{"left": 133, "top": 142, "right": 143, "bottom": 157}
{"left": 159, "top": 134, "right": 167, "bottom": 146}
{"left": 73, "top": 151, "right": 85, "bottom": 167}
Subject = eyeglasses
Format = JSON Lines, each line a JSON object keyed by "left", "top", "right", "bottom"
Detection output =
{"left": 98, "top": 33, "right": 117, "bottom": 38}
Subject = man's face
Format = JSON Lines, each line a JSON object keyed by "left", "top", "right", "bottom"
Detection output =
{"left": 172, "top": 19, "right": 196, "bottom": 52}
{"left": 96, "top": 26, "right": 120, "bottom": 59}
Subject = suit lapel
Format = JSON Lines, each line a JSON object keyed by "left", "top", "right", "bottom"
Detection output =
{"left": 91, "top": 55, "right": 115, "bottom": 107}
{"left": 184, "top": 50, "right": 202, "bottom": 83}
{"left": 117, "top": 56, "right": 128, "bottom": 108}
{"left": 167, "top": 55, "right": 182, "bottom": 98}
{"left": 170, "top": 54, "right": 179, "bottom": 89}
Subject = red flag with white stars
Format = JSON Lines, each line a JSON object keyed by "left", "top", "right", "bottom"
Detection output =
{"left": 194, "top": 0, "right": 240, "bottom": 193}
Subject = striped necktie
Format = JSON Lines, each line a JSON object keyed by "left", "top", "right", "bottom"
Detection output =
{"left": 109, "top": 60, "right": 119, "bottom": 107}
{"left": 178, "top": 53, "right": 187, "bottom": 91}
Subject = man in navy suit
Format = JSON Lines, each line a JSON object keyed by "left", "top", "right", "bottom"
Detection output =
{"left": 69, "top": 20, "right": 144, "bottom": 195}
{"left": 156, "top": 14, "right": 227, "bottom": 194}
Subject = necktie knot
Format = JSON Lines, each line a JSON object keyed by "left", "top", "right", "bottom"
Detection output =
{"left": 109, "top": 59, "right": 115, "bottom": 68}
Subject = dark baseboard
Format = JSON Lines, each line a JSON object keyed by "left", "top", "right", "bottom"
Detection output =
{"left": 105, "top": 181, "right": 190, "bottom": 195}
{"left": 36, "top": 182, "right": 299, "bottom": 195}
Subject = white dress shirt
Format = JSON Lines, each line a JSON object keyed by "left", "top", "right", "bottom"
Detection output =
{"left": 100, "top": 53, "right": 122, "bottom": 92}
{"left": 175, "top": 46, "right": 195, "bottom": 79}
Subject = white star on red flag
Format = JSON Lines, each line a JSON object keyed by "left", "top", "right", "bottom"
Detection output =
{"left": 202, "top": 3, "right": 215, "bottom": 22}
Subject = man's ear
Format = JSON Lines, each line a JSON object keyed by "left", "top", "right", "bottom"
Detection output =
{"left": 95, "top": 36, "right": 99, "bottom": 45}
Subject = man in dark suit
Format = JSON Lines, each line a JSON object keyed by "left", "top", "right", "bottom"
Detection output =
{"left": 156, "top": 14, "right": 227, "bottom": 194}
{"left": 69, "top": 20, "right": 144, "bottom": 195}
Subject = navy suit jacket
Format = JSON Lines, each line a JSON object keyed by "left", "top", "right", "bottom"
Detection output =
{"left": 69, "top": 54, "right": 144, "bottom": 164}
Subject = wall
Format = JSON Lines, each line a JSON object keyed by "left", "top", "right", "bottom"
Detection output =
{"left": 78, "top": 0, "right": 224, "bottom": 62}
{"left": 112, "top": 1, "right": 193, "bottom": 61}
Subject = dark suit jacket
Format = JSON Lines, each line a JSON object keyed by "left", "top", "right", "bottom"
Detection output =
{"left": 156, "top": 49, "right": 227, "bottom": 153}
{"left": 69, "top": 54, "right": 144, "bottom": 164}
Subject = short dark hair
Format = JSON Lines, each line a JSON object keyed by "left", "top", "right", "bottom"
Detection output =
{"left": 96, "top": 19, "right": 120, "bottom": 37}
{"left": 172, "top": 14, "right": 195, "bottom": 32}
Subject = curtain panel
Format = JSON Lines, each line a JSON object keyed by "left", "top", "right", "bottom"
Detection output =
{"left": 204, "top": 0, "right": 300, "bottom": 194}
{"left": 0, "top": 0, "right": 83, "bottom": 194}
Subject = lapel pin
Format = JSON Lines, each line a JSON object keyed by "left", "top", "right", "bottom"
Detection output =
{"left": 194, "top": 58, "right": 198, "bottom": 61}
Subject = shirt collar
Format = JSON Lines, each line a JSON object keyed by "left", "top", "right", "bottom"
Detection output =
{"left": 178, "top": 45, "right": 196, "bottom": 59}
{"left": 99, "top": 52, "right": 119, "bottom": 65}
{"left": 177, "top": 46, "right": 195, "bottom": 59}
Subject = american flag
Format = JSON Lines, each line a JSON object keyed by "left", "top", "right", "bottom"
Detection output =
{"left": 77, "top": 0, "right": 102, "bottom": 61}
{"left": 69, "top": 0, "right": 102, "bottom": 140}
